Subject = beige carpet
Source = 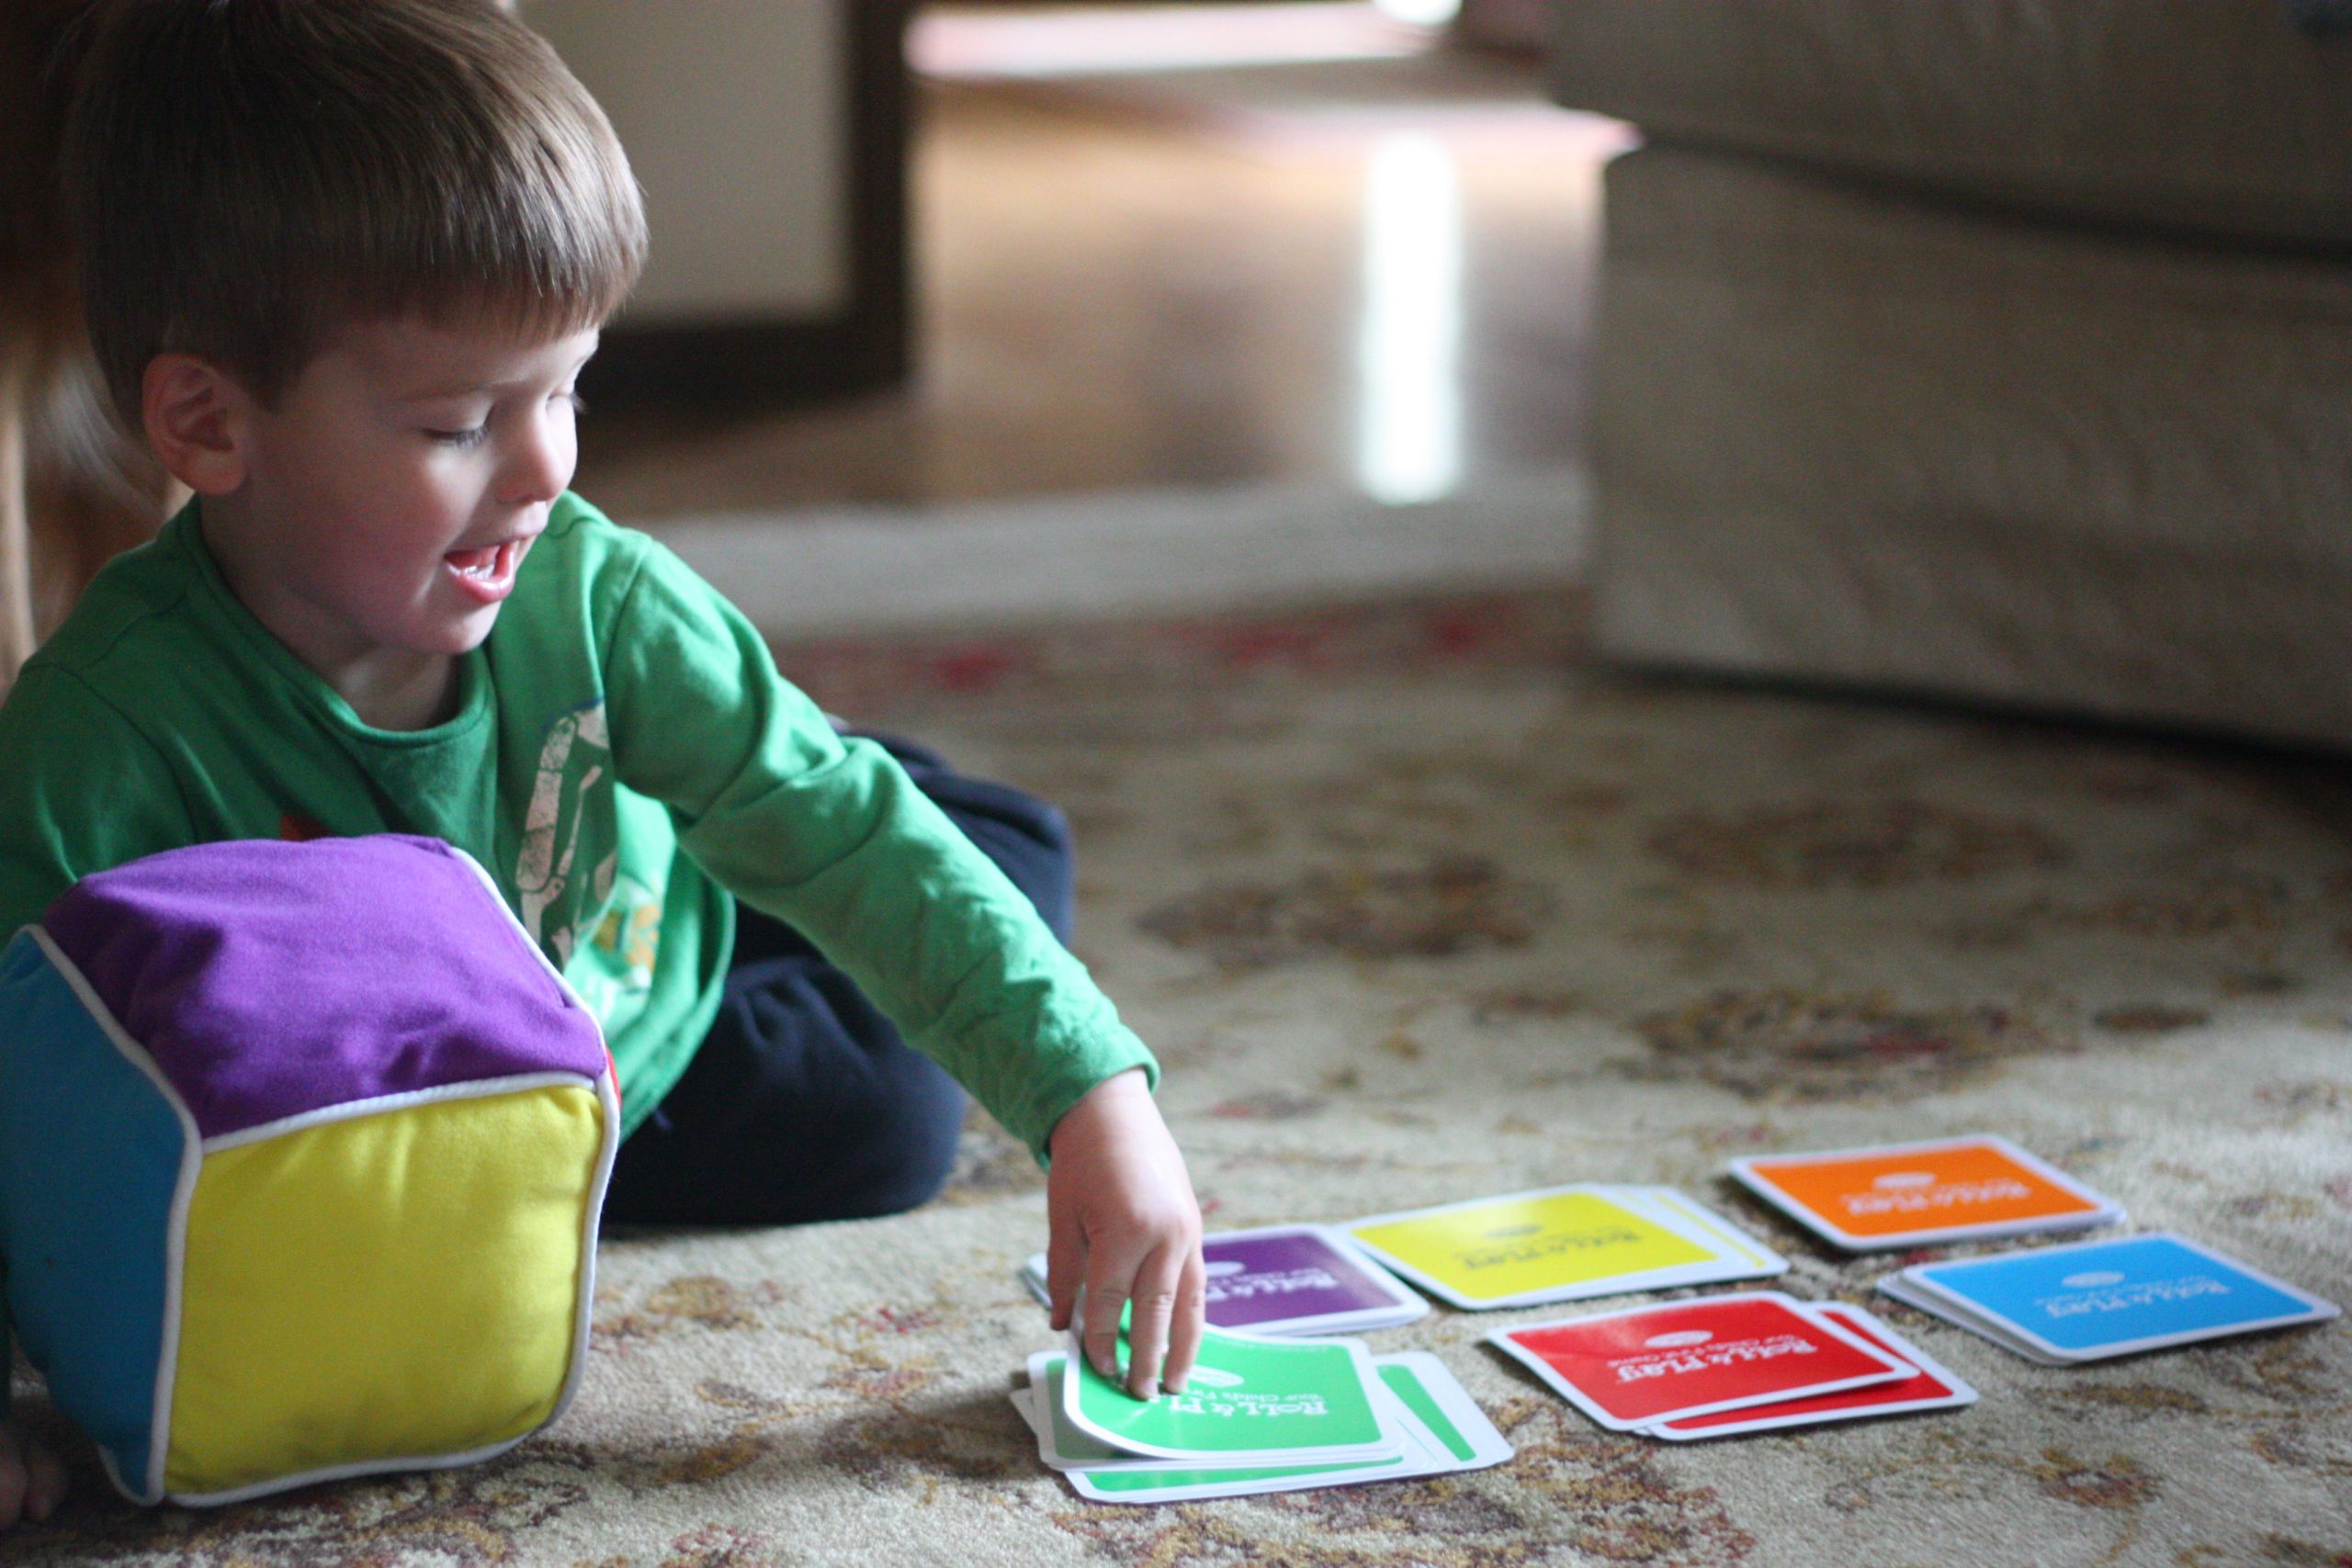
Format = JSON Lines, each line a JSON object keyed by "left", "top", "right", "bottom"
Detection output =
{"left": 12, "top": 588, "right": 2352, "bottom": 1567}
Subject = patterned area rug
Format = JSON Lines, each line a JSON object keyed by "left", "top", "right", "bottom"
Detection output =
{"left": 11, "top": 590, "right": 2352, "bottom": 1566}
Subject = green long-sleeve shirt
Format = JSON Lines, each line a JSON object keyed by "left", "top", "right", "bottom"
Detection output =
{"left": 0, "top": 492, "right": 1153, "bottom": 1414}
{"left": 0, "top": 490, "right": 1155, "bottom": 1138}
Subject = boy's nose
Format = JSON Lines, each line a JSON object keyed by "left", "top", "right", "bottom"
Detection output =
{"left": 502, "top": 414, "right": 573, "bottom": 505}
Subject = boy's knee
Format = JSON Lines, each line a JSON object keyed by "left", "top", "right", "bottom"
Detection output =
{"left": 828, "top": 1057, "right": 967, "bottom": 1219}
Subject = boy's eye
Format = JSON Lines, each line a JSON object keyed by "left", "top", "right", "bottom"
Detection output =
{"left": 425, "top": 425, "right": 489, "bottom": 448}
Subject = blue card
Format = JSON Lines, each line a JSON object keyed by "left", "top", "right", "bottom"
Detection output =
{"left": 1895, "top": 1234, "right": 2339, "bottom": 1361}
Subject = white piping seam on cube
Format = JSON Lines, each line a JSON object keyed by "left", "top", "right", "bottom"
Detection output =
{"left": 445, "top": 839, "right": 624, "bottom": 1438}
{"left": 164, "top": 1429, "right": 549, "bottom": 1507}
{"left": 447, "top": 841, "right": 603, "bottom": 1012}
{"left": 443, "top": 841, "right": 625, "bottom": 1454}
{"left": 198, "top": 1072, "right": 600, "bottom": 1154}
{"left": 548, "top": 1068, "right": 621, "bottom": 1440}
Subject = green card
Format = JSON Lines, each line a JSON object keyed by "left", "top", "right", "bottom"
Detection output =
{"left": 1035, "top": 1357, "right": 1416, "bottom": 1480}
{"left": 1061, "top": 1320, "right": 1399, "bottom": 1463}
{"left": 1016, "top": 1350, "right": 1516, "bottom": 1505}
{"left": 1377, "top": 1359, "right": 1476, "bottom": 1463}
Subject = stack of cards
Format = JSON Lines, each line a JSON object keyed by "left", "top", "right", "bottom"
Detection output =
{"left": 1877, "top": 1233, "right": 2342, "bottom": 1364}
{"left": 1729, "top": 1136, "right": 2122, "bottom": 1252}
{"left": 1344, "top": 1185, "right": 1786, "bottom": 1311}
{"left": 1021, "top": 1224, "right": 1429, "bottom": 1336}
{"left": 1014, "top": 1320, "right": 1510, "bottom": 1504}
{"left": 1488, "top": 1291, "right": 1975, "bottom": 1439}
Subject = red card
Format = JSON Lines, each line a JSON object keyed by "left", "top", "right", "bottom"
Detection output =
{"left": 1645, "top": 1303, "right": 1976, "bottom": 1438}
{"left": 1488, "top": 1292, "right": 1909, "bottom": 1431}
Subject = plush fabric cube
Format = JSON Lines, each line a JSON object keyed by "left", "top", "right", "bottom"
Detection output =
{"left": 0, "top": 835, "right": 617, "bottom": 1506}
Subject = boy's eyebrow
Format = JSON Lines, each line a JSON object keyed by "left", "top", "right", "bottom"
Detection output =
{"left": 394, "top": 380, "right": 501, "bottom": 403}
{"left": 395, "top": 347, "right": 600, "bottom": 402}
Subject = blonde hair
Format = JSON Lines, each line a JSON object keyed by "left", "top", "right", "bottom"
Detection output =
{"left": 62, "top": 0, "right": 647, "bottom": 425}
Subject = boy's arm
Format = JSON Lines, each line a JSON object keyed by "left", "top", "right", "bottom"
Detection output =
{"left": 601, "top": 537, "right": 1205, "bottom": 1394}
{"left": 0, "top": 671, "right": 180, "bottom": 1525}
{"left": 0, "top": 666, "right": 200, "bottom": 936}
{"left": 600, "top": 540, "right": 1156, "bottom": 1155}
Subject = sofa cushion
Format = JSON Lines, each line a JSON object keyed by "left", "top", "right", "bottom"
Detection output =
{"left": 1550, "top": 0, "right": 2352, "bottom": 247}
{"left": 1587, "top": 144, "right": 2352, "bottom": 749}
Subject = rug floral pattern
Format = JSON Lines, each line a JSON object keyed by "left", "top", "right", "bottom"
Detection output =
{"left": 9, "top": 592, "right": 2350, "bottom": 1566}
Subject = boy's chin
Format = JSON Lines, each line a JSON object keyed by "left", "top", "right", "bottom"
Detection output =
{"left": 419, "top": 605, "right": 503, "bottom": 657}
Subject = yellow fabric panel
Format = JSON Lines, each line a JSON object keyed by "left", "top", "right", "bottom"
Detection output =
{"left": 166, "top": 1085, "right": 604, "bottom": 1497}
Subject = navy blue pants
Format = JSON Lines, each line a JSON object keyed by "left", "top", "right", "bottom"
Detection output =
{"left": 600, "top": 736, "right": 1074, "bottom": 1227}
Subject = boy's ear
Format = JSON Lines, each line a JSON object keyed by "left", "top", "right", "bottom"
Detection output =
{"left": 141, "top": 355, "right": 252, "bottom": 496}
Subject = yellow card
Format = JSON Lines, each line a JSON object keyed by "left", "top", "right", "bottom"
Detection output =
{"left": 1348, "top": 1189, "right": 1720, "bottom": 1308}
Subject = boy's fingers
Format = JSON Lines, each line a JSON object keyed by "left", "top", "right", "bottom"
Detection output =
{"left": 1080, "top": 1247, "right": 1142, "bottom": 1383}
{"left": 1080, "top": 1290, "right": 1126, "bottom": 1382}
{"left": 1159, "top": 1247, "right": 1209, "bottom": 1394}
{"left": 1123, "top": 1247, "right": 1187, "bottom": 1401}
{"left": 1045, "top": 1222, "right": 1084, "bottom": 1332}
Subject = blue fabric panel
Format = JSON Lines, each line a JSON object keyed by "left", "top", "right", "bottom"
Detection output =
{"left": 0, "top": 932, "right": 186, "bottom": 1499}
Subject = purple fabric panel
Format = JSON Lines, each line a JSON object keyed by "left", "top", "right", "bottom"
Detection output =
{"left": 43, "top": 836, "right": 606, "bottom": 1140}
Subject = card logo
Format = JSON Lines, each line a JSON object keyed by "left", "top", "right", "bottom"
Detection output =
{"left": 1205, "top": 1261, "right": 1247, "bottom": 1279}
{"left": 1841, "top": 1176, "right": 2033, "bottom": 1217}
{"left": 1609, "top": 1333, "right": 1818, "bottom": 1382}
{"left": 1185, "top": 1367, "right": 1248, "bottom": 1390}
{"left": 1205, "top": 1265, "right": 1345, "bottom": 1303}
{"left": 2035, "top": 1272, "right": 2231, "bottom": 1318}
{"left": 1460, "top": 1226, "right": 1648, "bottom": 1270}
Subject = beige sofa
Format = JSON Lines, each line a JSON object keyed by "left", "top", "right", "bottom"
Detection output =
{"left": 1550, "top": 2, "right": 2352, "bottom": 750}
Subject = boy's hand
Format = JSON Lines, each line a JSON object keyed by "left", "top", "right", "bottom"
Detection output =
{"left": 0, "top": 1418, "right": 65, "bottom": 1528}
{"left": 1045, "top": 1067, "right": 1204, "bottom": 1401}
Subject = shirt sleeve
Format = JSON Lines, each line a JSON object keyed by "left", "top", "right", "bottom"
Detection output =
{"left": 597, "top": 536, "right": 1156, "bottom": 1157}
{"left": 0, "top": 665, "right": 198, "bottom": 947}
{"left": 0, "top": 667, "right": 200, "bottom": 1421}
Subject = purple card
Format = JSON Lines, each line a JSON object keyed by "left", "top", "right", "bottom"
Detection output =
{"left": 1202, "top": 1227, "right": 1423, "bottom": 1332}
{"left": 1018, "top": 1225, "right": 1428, "bottom": 1336}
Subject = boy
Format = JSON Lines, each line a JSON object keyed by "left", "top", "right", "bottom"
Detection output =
{"left": 0, "top": 0, "right": 1204, "bottom": 1524}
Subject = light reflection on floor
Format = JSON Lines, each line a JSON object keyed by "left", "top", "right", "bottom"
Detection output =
{"left": 577, "top": 8, "right": 1631, "bottom": 517}
{"left": 1358, "top": 130, "right": 1463, "bottom": 504}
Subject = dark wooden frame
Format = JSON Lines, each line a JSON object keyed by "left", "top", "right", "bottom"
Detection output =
{"left": 582, "top": 0, "right": 915, "bottom": 415}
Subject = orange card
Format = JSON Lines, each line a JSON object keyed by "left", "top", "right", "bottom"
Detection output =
{"left": 1729, "top": 1136, "right": 2121, "bottom": 1252}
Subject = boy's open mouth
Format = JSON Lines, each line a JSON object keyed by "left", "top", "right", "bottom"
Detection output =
{"left": 443, "top": 536, "right": 530, "bottom": 603}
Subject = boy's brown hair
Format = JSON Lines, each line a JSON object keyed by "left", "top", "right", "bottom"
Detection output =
{"left": 62, "top": 0, "right": 647, "bottom": 427}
